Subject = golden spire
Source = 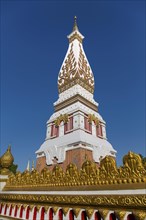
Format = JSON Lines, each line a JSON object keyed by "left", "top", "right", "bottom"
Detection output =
{"left": 72, "top": 16, "right": 79, "bottom": 32}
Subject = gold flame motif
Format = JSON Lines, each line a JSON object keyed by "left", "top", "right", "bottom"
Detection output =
{"left": 58, "top": 43, "right": 94, "bottom": 94}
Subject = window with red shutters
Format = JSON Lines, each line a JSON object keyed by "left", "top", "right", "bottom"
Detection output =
{"left": 96, "top": 124, "right": 103, "bottom": 138}
{"left": 64, "top": 116, "right": 73, "bottom": 134}
{"left": 51, "top": 124, "right": 59, "bottom": 138}
{"left": 84, "top": 116, "right": 92, "bottom": 133}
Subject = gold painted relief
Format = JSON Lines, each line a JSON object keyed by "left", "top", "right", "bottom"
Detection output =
{"left": 58, "top": 43, "right": 94, "bottom": 94}
{"left": 4, "top": 151, "right": 146, "bottom": 190}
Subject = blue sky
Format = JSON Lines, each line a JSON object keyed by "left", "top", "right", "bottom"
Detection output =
{"left": 1, "top": 0, "right": 145, "bottom": 171}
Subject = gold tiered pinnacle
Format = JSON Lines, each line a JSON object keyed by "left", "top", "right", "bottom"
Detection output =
{"left": 58, "top": 17, "right": 95, "bottom": 94}
{"left": 72, "top": 16, "right": 79, "bottom": 32}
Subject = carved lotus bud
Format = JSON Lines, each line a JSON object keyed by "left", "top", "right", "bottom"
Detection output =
{"left": 1, "top": 146, "right": 14, "bottom": 168}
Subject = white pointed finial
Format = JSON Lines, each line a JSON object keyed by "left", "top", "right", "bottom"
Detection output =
{"left": 26, "top": 160, "right": 30, "bottom": 171}
{"left": 31, "top": 160, "right": 34, "bottom": 171}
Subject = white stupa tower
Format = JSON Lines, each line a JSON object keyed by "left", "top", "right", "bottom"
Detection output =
{"left": 36, "top": 17, "right": 116, "bottom": 172}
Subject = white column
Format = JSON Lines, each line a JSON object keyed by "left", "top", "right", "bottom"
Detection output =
{"left": 79, "top": 113, "right": 84, "bottom": 129}
{"left": 102, "top": 124, "right": 106, "bottom": 139}
{"left": 59, "top": 121, "right": 64, "bottom": 137}
{"left": 46, "top": 124, "right": 51, "bottom": 139}
{"left": 92, "top": 121, "right": 96, "bottom": 137}
{"left": 73, "top": 114, "right": 79, "bottom": 129}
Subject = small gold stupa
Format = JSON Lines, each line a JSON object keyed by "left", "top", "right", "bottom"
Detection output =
{"left": 0, "top": 146, "right": 14, "bottom": 175}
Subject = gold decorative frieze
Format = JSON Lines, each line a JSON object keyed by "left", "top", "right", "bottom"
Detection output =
{"left": 54, "top": 114, "right": 69, "bottom": 126}
{"left": 4, "top": 151, "right": 146, "bottom": 191}
{"left": 0, "top": 194, "right": 145, "bottom": 209}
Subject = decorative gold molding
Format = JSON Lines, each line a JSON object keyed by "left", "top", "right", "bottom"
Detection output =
{"left": 0, "top": 194, "right": 145, "bottom": 209}
{"left": 54, "top": 94, "right": 97, "bottom": 112}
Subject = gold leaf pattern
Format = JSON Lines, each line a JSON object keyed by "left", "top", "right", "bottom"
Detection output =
{"left": 58, "top": 43, "right": 94, "bottom": 94}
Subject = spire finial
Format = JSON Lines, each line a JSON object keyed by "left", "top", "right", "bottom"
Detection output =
{"left": 26, "top": 160, "right": 30, "bottom": 172}
{"left": 73, "top": 15, "right": 78, "bottom": 31}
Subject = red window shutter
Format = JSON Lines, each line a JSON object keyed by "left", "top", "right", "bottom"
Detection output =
{"left": 84, "top": 116, "right": 92, "bottom": 133}
{"left": 51, "top": 124, "right": 54, "bottom": 137}
{"left": 84, "top": 117, "right": 88, "bottom": 130}
{"left": 64, "top": 123, "right": 68, "bottom": 134}
{"left": 51, "top": 124, "right": 59, "bottom": 137}
{"left": 64, "top": 116, "right": 73, "bottom": 134}
{"left": 70, "top": 116, "right": 73, "bottom": 130}
{"left": 89, "top": 123, "right": 92, "bottom": 133}
{"left": 100, "top": 125, "right": 103, "bottom": 136}
{"left": 56, "top": 127, "right": 59, "bottom": 137}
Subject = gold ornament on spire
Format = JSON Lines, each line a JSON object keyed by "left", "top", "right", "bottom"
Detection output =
{"left": 58, "top": 17, "right": 94, "bottom": 94}
{"left": 72, "top": 16, "right": 79, "bottom": 32}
